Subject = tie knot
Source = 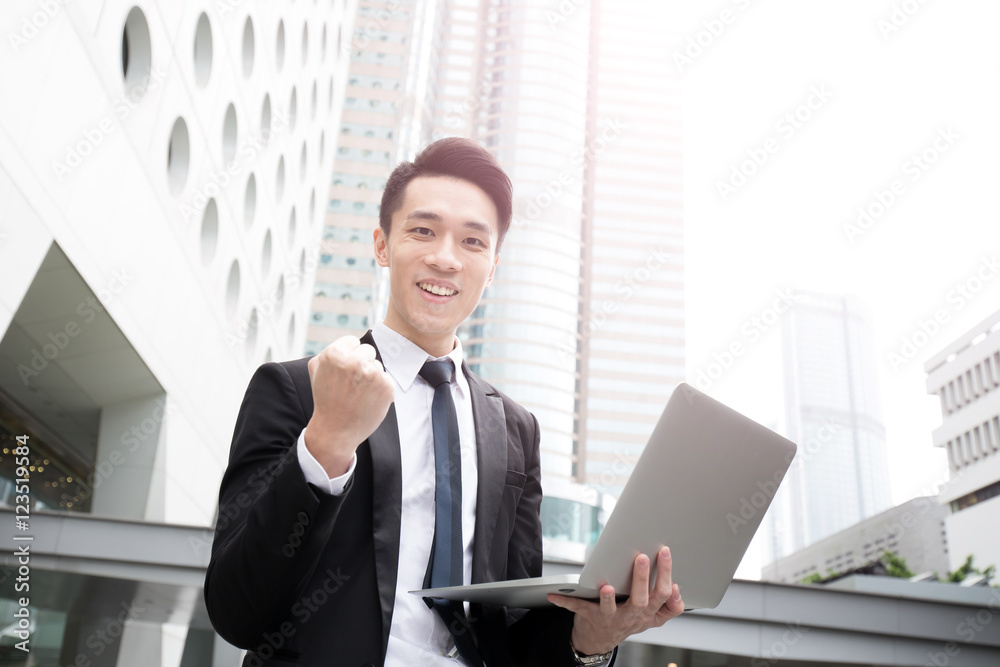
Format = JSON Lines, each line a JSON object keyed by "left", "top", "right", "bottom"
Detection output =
{"left": 419, "top": 359, "right": 454, "bottom": 388}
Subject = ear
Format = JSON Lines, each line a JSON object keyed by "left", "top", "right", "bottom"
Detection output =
{"left": 373, "top": 227, "right": 390, "bottom": 268}
{"left": 485, "top": 252, "right": 499, "bottom": 288}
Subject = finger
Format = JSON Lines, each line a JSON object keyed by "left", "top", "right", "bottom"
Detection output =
{"left": 669, "top": 584, "right": 684, "bottom": 613}
{"left": 366, "top": 358, "right": 387, "bottom": 376}
{"left": 331, "top": 335, "right": 361, "bottom": 354}
{"left": 649, "top": 585, "right": 684, "bottom": 625}
{"left": 599, "top": 584, "right": 617, "bottom": 617}
{"left": 547, "top": 594, "right": 597, "bottom": 615}
{"left": 653, "top": 546, "right": 673, "bottom": 602}
{"left": 655, "top": 584, "right": 684, "bottom": 623}
{"left": 630, "top": 553, "right": 651, "bottom": 608}
{"left": 353, "top": 343, "right": 377, "bottom": 363}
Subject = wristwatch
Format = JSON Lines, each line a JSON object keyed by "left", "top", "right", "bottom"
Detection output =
{"left": 571, "top": 642, "right": 614, "bottom": 666}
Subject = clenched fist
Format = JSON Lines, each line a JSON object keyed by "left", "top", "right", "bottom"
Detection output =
{"left": 304, "top": 336, "right": 395, "bottom": 477}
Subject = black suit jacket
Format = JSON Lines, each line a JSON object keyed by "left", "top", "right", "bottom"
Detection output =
{"left": 204, "top": 332, "right": 587, "bottom": 667}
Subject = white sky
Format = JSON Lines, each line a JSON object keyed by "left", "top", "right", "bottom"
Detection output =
{"left": 672, "top": 1, "right": 1000, "bottom": 574}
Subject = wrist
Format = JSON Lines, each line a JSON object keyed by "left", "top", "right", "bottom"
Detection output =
{"left": 570, "top": 628, "right": 614, "bottom": 659}
{"left": 303, "top": 422, "right": 354, "bottom": 477}
{"left": 570, "top": 640, "right": 613, "bottom": 666}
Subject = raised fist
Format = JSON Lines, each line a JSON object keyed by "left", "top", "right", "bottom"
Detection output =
{"left": 304, "top": 336, "right": 395, "bottom": 476}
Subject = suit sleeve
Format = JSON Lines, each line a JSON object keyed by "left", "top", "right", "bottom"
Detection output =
{"left": 505, "top": 413, "right": 617, "bottom": 666}
{"left": 203, "top": 361, "right": 352, "bottom": 648}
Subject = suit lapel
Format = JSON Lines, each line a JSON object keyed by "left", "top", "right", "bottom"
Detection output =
{"left": 361, "top": 331, "right": 403, "bottom": 657}
{"left": 360, "top": 334, "right": 506, "bottom": 646}
{"left": 465, "top": 363, "right": 507, "bottom": 584}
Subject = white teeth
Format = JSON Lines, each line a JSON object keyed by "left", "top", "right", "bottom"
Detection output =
{"left": 419, "top": 282, "right": 456, "bottom": 296}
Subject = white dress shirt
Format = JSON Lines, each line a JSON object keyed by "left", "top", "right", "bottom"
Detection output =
{"left": 297, "top": 322, "right": 479, "bottom": 665}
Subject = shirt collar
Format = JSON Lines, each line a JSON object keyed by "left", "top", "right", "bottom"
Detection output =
{"left": 371, "top": 322, "right": 469, "bottom": 398}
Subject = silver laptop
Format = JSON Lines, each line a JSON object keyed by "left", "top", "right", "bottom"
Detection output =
{"left": 410, "top": 382, "right": 797, "bottom": 609}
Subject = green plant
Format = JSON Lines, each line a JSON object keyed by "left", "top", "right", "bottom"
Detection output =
{"left": 882, "top": 551, "right": 914, "bottom": 579}
{"left": 946, "top": 555, "right": 996, "bottom": 584}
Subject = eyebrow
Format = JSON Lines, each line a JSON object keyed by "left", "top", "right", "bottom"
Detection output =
{"left": 405, "top": 211, "right": 494, "bottom": 238}
{"left": 405, "top": 210, "right": 442, "bottom": 223}
{"left": 462, "top": 220, "right": 493, "bottom": 238}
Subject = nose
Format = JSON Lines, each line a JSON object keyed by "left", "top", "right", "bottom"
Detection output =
{"left": 426, "top": 236, "right": 462, "bottom": 272}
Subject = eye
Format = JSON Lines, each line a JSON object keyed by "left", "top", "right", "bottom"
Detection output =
{"left": 464, "top": 237, "right": 486, "bottom": 248}
{"left": 411, "top": 227, "right": 433, "bottom": 237}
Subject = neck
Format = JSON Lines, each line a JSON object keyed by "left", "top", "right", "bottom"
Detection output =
{"left": 380, "top": 319, "right": 456, "bottom": 358}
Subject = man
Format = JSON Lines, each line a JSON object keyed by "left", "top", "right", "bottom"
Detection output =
{"left": 204, "top": 138, "right": 684, "bottom": 666}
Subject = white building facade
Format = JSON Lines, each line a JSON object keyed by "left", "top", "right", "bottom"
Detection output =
{"left": 0, "top": 1, "right": 354, "bottom": 663}
{"left": 925, "top": 309, "right": 1000, "bottom": 573}
{"left": 761, "top": 496, "right": 950, "bottom": 584}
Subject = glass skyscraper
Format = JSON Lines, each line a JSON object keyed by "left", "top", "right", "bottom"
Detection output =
{"left": 460, "top": 0, "right": 592, "bottom": 481}
{"left": 306, "top": 0, "right": 440, "bottom": 355}
{"left": 577, "top": 1, "right": 684, "bottom": 496}
{"left": 766, "top": 291, "right": 892, "bottom": 562}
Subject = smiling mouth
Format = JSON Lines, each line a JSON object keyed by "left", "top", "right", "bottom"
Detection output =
{"left": 418, "top": 282, "right": 458, "bottom": 297}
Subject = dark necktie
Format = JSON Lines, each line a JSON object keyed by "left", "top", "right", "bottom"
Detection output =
{"left": 419, "top": 359, "right": 481, "bottom": 665}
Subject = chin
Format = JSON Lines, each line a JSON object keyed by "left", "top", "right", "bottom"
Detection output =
{"left": 415, "top": 321, "right": 458, "bottom": 338}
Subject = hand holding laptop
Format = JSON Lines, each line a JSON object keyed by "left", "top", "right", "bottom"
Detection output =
{"left": 548, "top": 546, "right": 685, "bottom": 657}
{"left": 411, "top": 383, "right": 796, "bottom": 611}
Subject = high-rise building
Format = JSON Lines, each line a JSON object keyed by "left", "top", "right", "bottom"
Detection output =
{"left": 766, "top": 291, "right": 892, "bottom": 562}
{"left": 576, "top": 2, "right": 684, "bottom": 496}
{"left": 430, "top": 0, "right": 486, "bottom": 141}
{"left": 305, "top": 0, "right": 440, "bottom": 355}
{"left": 451, "top": 1, "right": 684, "bottom": 492}
{"left": 925, "top": 309, "right": 1000, "bottom": 572}
{"left": 0, "top": 1, "right": 354, "bottom": 663}
{"left": 460, "top": 0, "right": 593, "bottom": 482}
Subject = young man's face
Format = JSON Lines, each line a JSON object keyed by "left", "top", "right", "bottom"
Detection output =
{"left": 374, "top": 175, "right": 500, "bottom": 356}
